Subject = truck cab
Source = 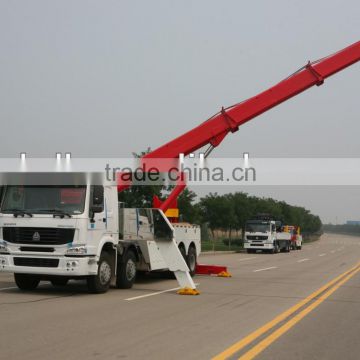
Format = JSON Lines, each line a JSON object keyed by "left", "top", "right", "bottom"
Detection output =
{"left": 0, "top": 184, "right": 200, "bottom": 293}
{"left": 244, "top": 219, "right": 277, "bottom": 253}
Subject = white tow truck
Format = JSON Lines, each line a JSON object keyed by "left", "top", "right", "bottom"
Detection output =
{"left": 244, "top": 216, "right": 291, "bottom": 253}
{"left": 0, "top": 185, "right": 200, "bottom": 293}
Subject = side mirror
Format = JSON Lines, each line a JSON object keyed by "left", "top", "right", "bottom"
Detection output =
{"left": 89, "top": 186, "right": 104, "bottom": 222}
{"left": 92, "top": 185, "right": 104, "bottom": 206}
{"left": 90, "top": 204, "right": 103, "bottom": 214}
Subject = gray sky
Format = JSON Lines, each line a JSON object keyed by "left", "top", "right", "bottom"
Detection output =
{"left": 0, "top": 0, "right": 359, "bottom": 223}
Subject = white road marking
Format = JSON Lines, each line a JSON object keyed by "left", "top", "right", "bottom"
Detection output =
{"left": 238, "top": 257, "right": 256, "bottom": 262}
{"left": 319, "top": 253, "right": 326, "bottom": 257}
{"left": 297, "top": 258, "right": 310, "bottom": 263}
{"left": 125, "top": 283, "right": 200, "bottom": 301}
{"left": 253, "top": 266, "right": 277, "bottom": 273}
{"left": 0, "top": 286, "right": 17, "bottom": 291}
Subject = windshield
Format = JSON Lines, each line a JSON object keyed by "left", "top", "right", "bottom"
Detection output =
{"left": 245, "top": 221, "right": 270, "bottom": 233}
{"left": 1, "top": 186, "right": 86, "bottom": 215}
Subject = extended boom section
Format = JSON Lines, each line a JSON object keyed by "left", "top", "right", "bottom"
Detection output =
{"left": 144, "top": 41, "right": 360, "bottom": 160}
{"left": 140, "top": 41, "right": 360, "bottom": 215}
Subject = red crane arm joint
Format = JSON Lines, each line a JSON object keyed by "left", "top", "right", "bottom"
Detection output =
{"left": 220, "top": 107, "right": 239, "bottom": 133}
{"left": 306, "top": 61, "right": 324, "bottom": 86}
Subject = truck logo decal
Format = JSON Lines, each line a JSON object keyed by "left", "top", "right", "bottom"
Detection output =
{"left": 32, "top": 232, "right": 41, "bottom": 241}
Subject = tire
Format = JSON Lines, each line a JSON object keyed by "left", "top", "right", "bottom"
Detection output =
{"left": 271, "top": 242, "right": 279, "bottom": 254}
{"left": 297, "top": 245, "right": 302, "bottom": 250}
{"left": 246, "top": 249, "right": 252, "bottom": 254}
{"left": 87, "top": 252, "right": 113, "bottom": 294}
{"left": 187, "top": 246, "right": 197, "bottom": 277}
{"left": 117, "top": 250, "right": 137, "bottom": 289}
{"left": 14, "top": 273, "right": 40, "bottom": 290}
{"left": 286, "top": 242, "right": 291, "bottom": 253}
{"left": 179, "top": 244, "right": 186, "bottom": 260}
{"left": 50, "top": 278, "right": 69, "bottom": 287}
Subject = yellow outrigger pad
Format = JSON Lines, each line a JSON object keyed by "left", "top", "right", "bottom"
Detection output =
{"left": 217, "top": 271, "right": 232, "bottom": 278}
{"left": 177, "top": 287, "right": 200, "bottom": 295}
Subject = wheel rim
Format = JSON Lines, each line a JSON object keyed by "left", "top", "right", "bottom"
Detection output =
{"left": 99, "top": 261, "right": 111, "bottom": 285}
{"left": 126, "top": 259, "right": 136, "bottom": 281}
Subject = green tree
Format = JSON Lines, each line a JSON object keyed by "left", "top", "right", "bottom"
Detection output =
{"left": 177, "top": 188, "right": 200, "bottom": 223}
{"left": 118, "top": 148, "right": 164, "bottom": 207}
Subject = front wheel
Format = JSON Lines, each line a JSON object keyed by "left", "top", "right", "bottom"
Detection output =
{"left": 271, "top": 242, "right": 279, "bottom": 254}
{"left": 117, "top": 250, "right": 137, "bottom": 289}
{"left": 87, "top": 252, "right": 113, "bottom": 294}
{"left": 14, "top": 273, "right": 40, "bottom": 290}
{"left": 187, "top": 246, "right": 197, "bottom": 277}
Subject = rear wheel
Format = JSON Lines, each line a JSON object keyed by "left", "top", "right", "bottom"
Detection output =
{"left": 187, "top": 246, "right": 197, "bottom": 277}
{"left": 117, "top": 250, "right": 137, "bottom": 289}
{"left": 286, "top": 242, "right": 291, "bottom": 252}
{"left": 14, "top": 274, "right": 40, "bottom": 290}
{"left": 179, "top": 244, "right": 186, "bottom": 260}
{"left": 87, "top": 252, "right": 113, "bottom": 294}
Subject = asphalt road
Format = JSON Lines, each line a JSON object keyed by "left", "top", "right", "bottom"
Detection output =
{"left": 1, "top": 233, "right": 360, "bottom": 360}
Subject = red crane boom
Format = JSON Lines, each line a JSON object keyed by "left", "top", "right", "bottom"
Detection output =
{"left": 121, "top": 41, "right": 360, "bottom": 214}
{"left": 144, "top": 41, "right": 360, "bottom": 160}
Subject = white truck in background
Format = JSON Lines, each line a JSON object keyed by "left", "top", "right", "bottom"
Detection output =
{"left": 0, "top": 185, "right": 200, "bottom": 293}
{"left": 244, "top": 215, "right": 291, "bottom": 253}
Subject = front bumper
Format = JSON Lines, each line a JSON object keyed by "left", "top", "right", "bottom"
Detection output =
{"left": 244, "top": 242, "right": 274, "bottom": 250}
{"left": 0, "top": 254, "right": 99, "bottom": 276}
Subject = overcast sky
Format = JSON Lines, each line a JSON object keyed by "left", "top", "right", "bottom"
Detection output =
{"left": 0, "top": 1, "right": 359, "bottom": 223}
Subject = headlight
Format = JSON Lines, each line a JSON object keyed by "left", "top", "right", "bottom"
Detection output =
{"left": 66, "top": 245, "right": 87, "bottom": 255}
{"left": 0, "top": 241, "right": 9, "bottom": 254}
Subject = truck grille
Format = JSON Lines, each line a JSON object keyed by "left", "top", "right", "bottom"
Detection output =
{"left": 19, "top": 247, "right": 55, "bottom": 253}
{"left": 247, "top": 235, "right": 268, "bottom": 240}
{"left": 13, "top": 257, "right": 59, "bottom": 268}
{"left": 3, "top": 227, "right": 75, "bottom": 245}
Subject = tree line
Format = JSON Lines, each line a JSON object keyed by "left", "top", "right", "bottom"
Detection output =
{"left": 179, "top": 190, "right": 322, "bottom": 236}
{"left": 323, "top": 224, "right": 360, "bottom": 236}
